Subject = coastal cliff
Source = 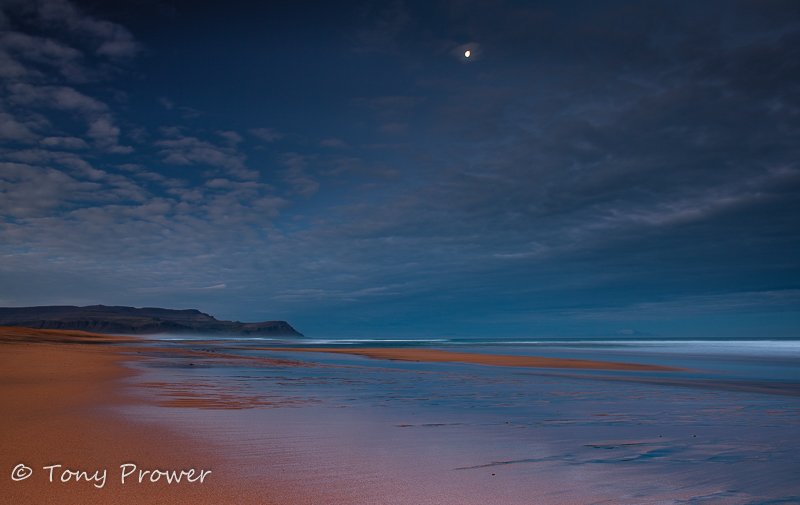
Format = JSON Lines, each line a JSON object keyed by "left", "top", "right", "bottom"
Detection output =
{"left": 0, "top": 305, "right": 303, "bottom": 337}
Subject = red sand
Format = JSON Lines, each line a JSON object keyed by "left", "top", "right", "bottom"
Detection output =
{"left": 0, "top": 327, "right": 347, "bottom": 504}
{"left": 254, "top": 347, "right": 680, "bottom": 371}
{"left": 0, "top": 327, "right": 677, "bottom": 505}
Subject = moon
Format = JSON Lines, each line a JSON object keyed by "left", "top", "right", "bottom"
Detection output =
{"left": 464, "top": 50, "right": 471, "bottom": 58}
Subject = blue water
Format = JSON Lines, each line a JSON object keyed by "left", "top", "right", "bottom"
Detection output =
{"left": 122, "top": 338, "right": 800, "bottom": 504}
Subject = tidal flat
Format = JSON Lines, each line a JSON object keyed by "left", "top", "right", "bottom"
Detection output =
{"left": 2, "top": 328, "right": 798, "bottom": 504}
{"left": 123, "top": 336, "right": 800, "bottom": 504}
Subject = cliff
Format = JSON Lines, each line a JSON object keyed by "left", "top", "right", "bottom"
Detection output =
{"left": 0, "top": 305, "right": 303, "bottom": 337}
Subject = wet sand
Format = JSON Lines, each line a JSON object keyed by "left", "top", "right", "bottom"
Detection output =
{"left": 254, "top": 347, "right": 679, "bottom": 371}
{"left": 7, "top": 327, "right": 793, "bottom": 504}
{"left": 0, "top": 327, "right": 340, "bottom": 505}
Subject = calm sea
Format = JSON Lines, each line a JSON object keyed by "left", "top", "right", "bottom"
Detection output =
{"left": 121, "top": 337, "right": 800, "bottom": 504}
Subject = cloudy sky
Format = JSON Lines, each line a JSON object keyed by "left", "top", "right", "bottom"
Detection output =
{"left": 1, "top": 0, "right": 798, "bottom": 338}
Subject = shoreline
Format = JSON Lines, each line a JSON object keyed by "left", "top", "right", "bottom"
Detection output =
{"left": 0, "top": 327, "right": 330, "bottom": 504}
{"left": 2, "top": 327, "right": 797, "bottom": 504}
{"left": 252, "top": 347, "right": 680, "bottom": 371}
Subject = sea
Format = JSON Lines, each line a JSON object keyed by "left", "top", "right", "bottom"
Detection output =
{"left": 119, "top": 337, "right": 800, "bottom": 504}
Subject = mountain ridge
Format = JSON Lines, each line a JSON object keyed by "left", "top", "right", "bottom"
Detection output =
{"left": 0, "top": 305, "right": 303, "bottom": 337}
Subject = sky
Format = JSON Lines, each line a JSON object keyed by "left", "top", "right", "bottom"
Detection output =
{"left": 0, "top": 0, "right": 798, "bottom": 338}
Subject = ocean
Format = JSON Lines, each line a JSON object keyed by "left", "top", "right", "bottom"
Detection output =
{"left": 120, "top": 337, "right": 800, "bottom": 504}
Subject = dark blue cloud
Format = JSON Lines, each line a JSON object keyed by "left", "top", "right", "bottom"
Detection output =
{"left": 0, "top": 0, "right": 798, "bottom": 337}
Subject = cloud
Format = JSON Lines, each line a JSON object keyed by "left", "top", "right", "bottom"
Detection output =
{"left": 281, "top": 153, "right": 319, "bottom": 197}
{"left": 4, "top": 83, "right": 132, "bottom": 152}
{"left": 0, "top": 111, "right": 37, "bottom": 141}
{"left": 40, "top": 136, "right": 88, "bottom": 149}
{"left": 354, "top": 95, "right": 422, "bottom": 137}
{"left": 0, "top": 162, "right": 101, "bottom": 218}
{"left": 320, "top": 137, "right": 347, "bottom": 148}
{"left": 217, "top": 130, "right": 243, "bottom": 145}
{"left": 378, "top": 122, "right": 407, "bottom": 135}
{"left": 249, "top": 127, "right": 283, "bottom": 143}
{"left": 0, "top": 0, "right": 139, "bottom": 152}
{"left": 87, "top": 116, "right": 132, "bottom": 153}
{"left": 0, "top": 0, "right": 797, "bottom": 336}
{"left": 7, "top": 83, "right": 107, "bottom": 115}
{"left": 0, "top": 0, "right": 298, "bottom": 312}
{"left": 352, "top": 0, "right": 411, "bottom": 53}
{"left": 356, "top": 95, "right": 424, "bottom": 112}
{"left": 564, "top": 290, "right": 800, "bottom": 321}
{"left": 157, "top": 132, "right": 257, "bottom": 179}
{"left": 0, "top": 152, "right": 288, "bottom": 302}
{"left": 26, "top": 0, "right": 141, "bottom": 59}
{"left": 0, "top": 46, "right": 28, "bottom": 78}
{"left": 272, "top": 283, "right": 408, "bottom": 303}
{"left": 0, "top": 30, "right": 86, "bottom": 81}
{"left": 158, "top": 97, "right": 203, "bottom": 118}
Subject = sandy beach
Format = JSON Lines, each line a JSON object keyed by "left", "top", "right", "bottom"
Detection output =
{"left": 0, "top": 327, "right": 676, "bottom": 505}
{"left": 0, "top": 327, "right": 346, "bottom": 505}
{"left": 1, "top": 328, "right": 227, "bottom": 504}
{"left": 253, "top": 347, "right": 680, "bottom": 371}
{"left": 3, "top": 327, "right": 798, "bottom": 505}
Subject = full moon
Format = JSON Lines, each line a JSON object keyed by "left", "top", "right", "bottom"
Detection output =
{"left": 464, "top": 50, "right": 471, "bottom": 58}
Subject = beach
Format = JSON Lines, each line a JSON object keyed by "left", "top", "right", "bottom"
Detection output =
{"left": 0, "top": 327, "right": 356, "bottom": 505}
{"left": 2, "top": 327, "right": 799, "bottom": 504}
{"left": 0, "top": 327, "right": 658, "bottom": 504}
{"left": 3, "top": 0, "right": 797, "bottom": 503}
{"left": 251, "top": 346, "right": 680, "bottom": 371}
{"left": 0, "top": 328, "right": 242, "bottom": 504}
